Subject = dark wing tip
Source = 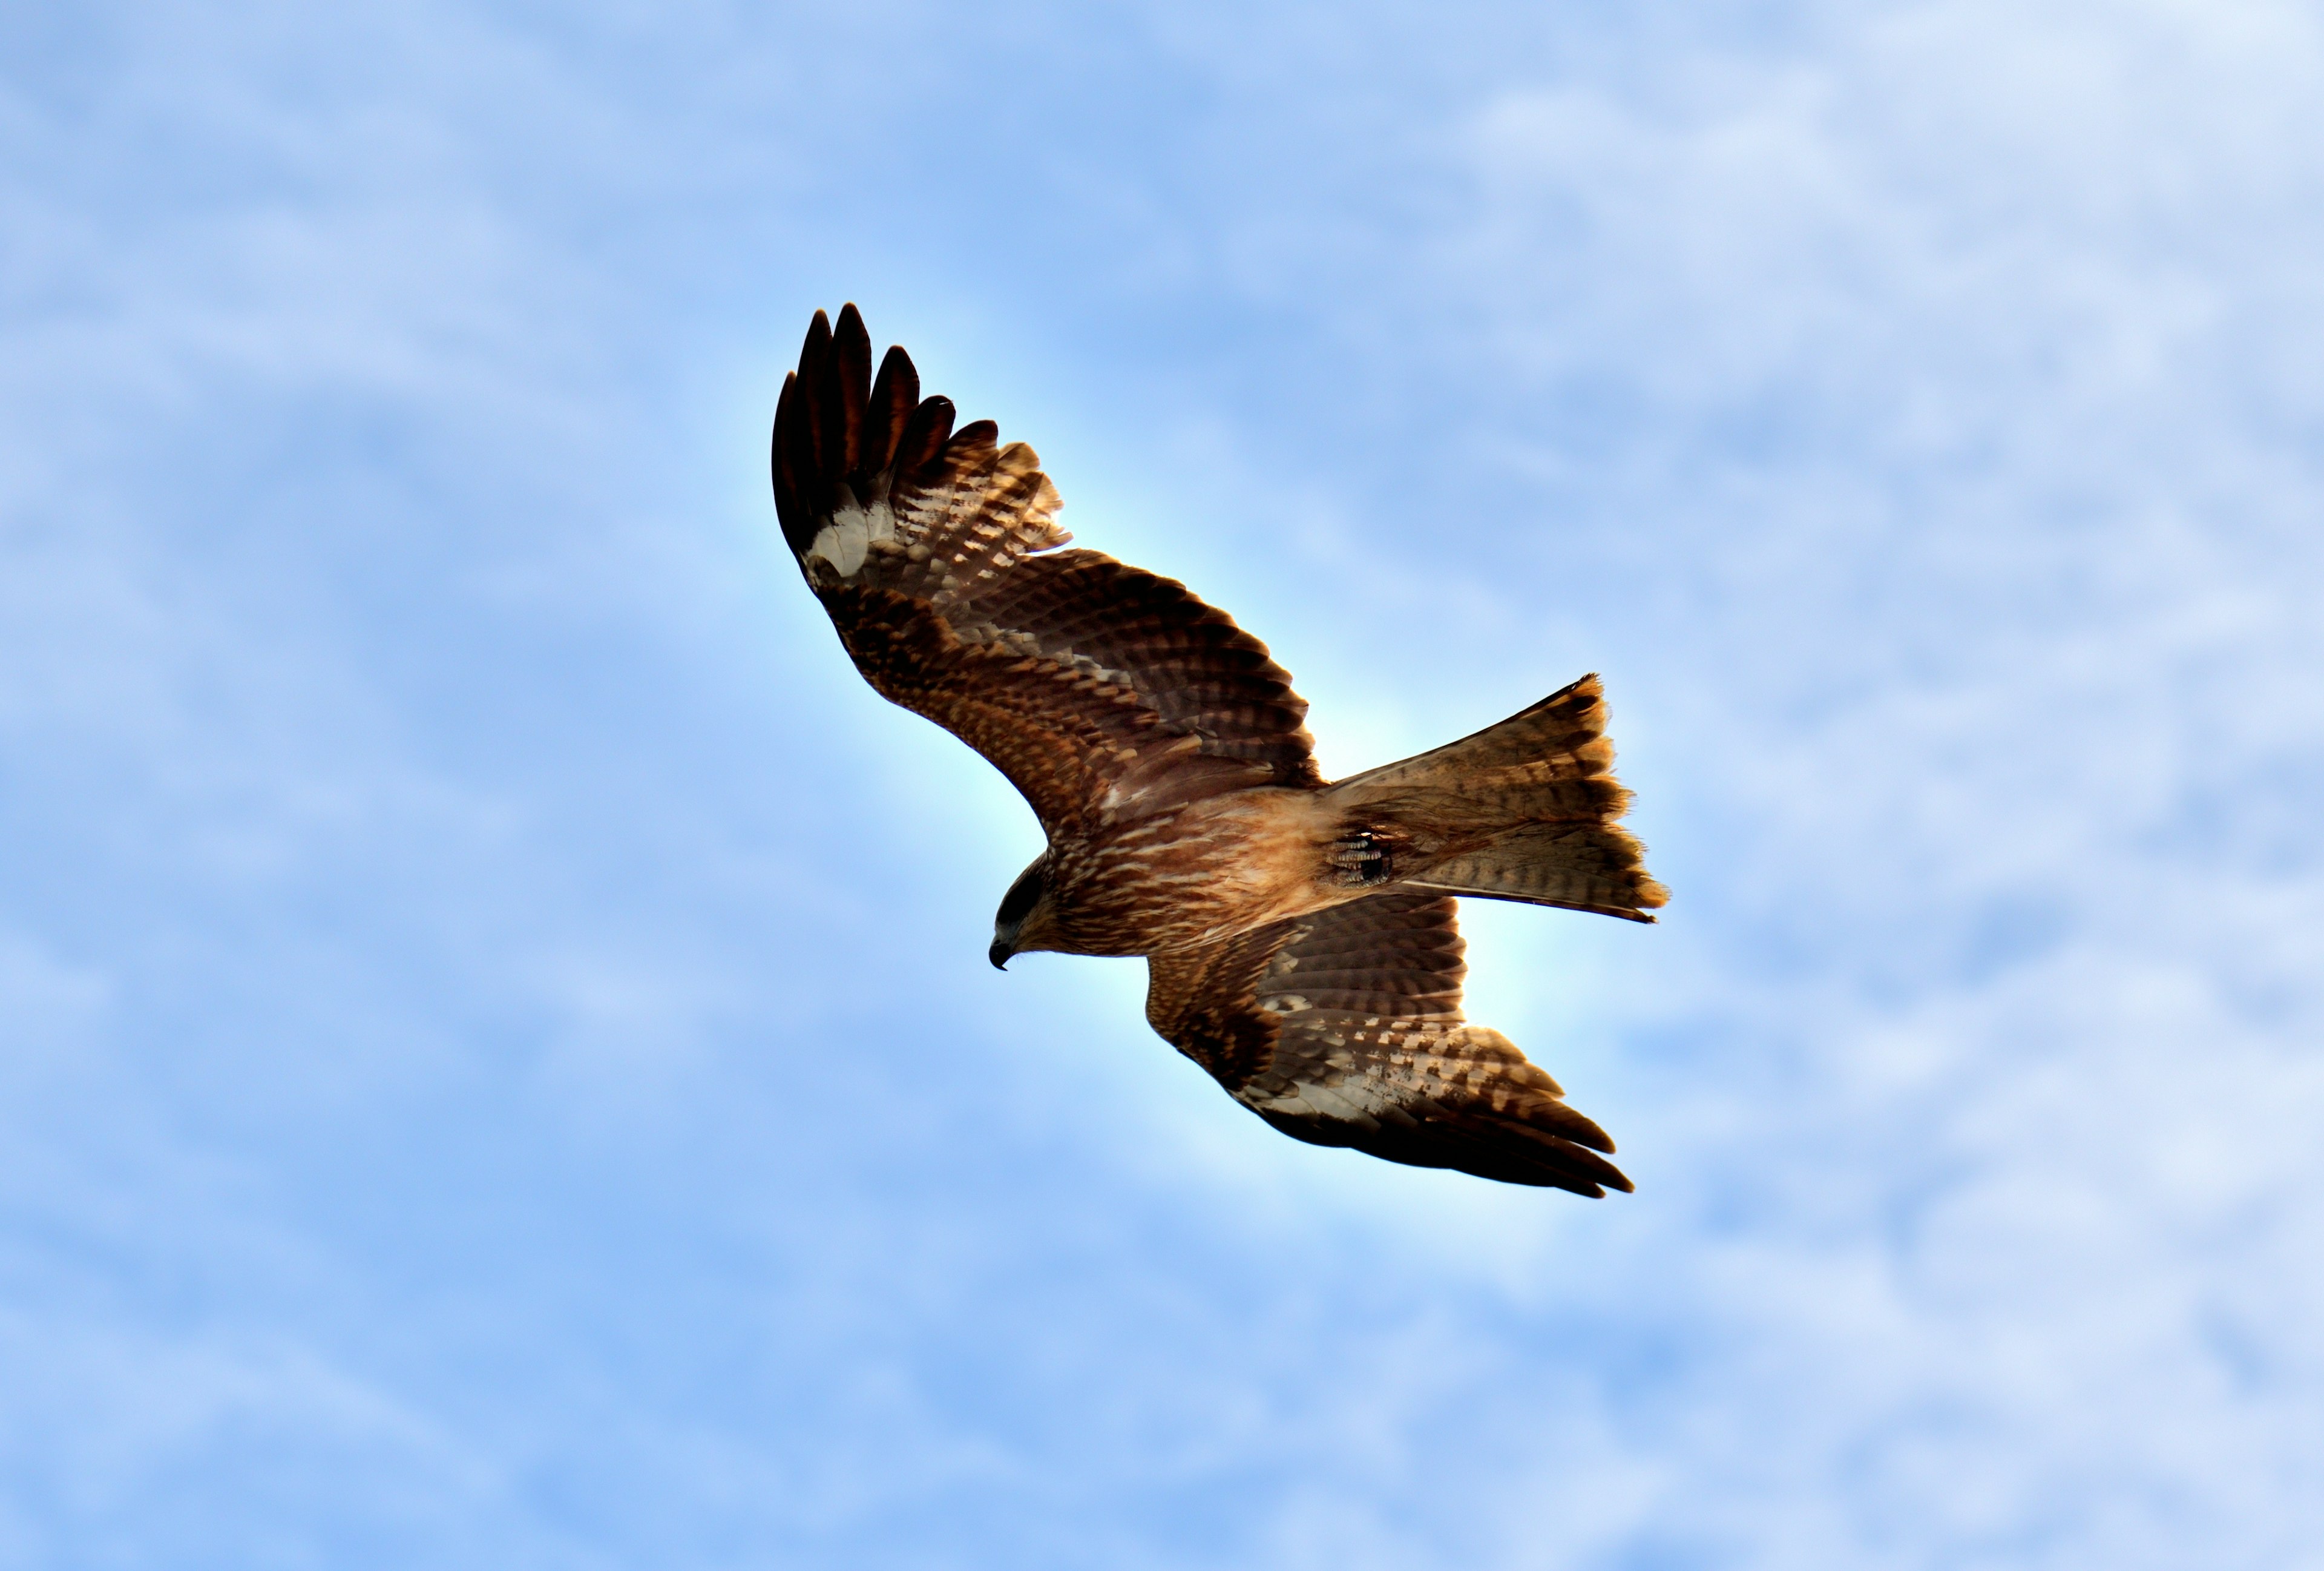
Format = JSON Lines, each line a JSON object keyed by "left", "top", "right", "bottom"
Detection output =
{"left": 1254, "top": 1101, "right": 1633, "bottom": 1197}
{"left": 826, "top": 304, "right": 873, "bottom": 478}
{"left": 774, "top": 305, "right": 971, "bottom": 567}
{"left": 865, "top": 343, "right": 920, "bottom": 479}
{"left": 774, "top": 311, "right": 839, "bottom": 557}
{"left": 773, "top": 305, "right": 876, "bottom": 558}
{"left": 796, "top": 308, "right": 832, "bottom": 381}
{"left": 947, "top": 417, "right": 1000, "bottom": 457}
{"left": 770, "top": 370, "right": 801, "bottom": 539}
{"left": 893, "top": 392, "right": 956, "bottom": 480}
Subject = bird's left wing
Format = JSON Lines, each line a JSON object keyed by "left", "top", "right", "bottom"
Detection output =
{"left": 773, "top": 306, "right": 1321, "bottom": 835}
{"left": 1145, "top": 892, "right": 1633, "bottom": 1195}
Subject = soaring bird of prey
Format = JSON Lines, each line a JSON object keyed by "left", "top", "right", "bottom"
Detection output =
{"left": 772, "top": 306, "right": 1667, "bottom": 1196}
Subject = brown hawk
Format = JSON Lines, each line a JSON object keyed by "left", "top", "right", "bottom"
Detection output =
{"left": 772, "top": 306, "right": 1667, "bottom": 1196}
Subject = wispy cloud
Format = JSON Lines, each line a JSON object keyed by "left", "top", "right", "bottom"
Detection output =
{"left": 2, "top": 1, "right": 2318, "bottom": 1566}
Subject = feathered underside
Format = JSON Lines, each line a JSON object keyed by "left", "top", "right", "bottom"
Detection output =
{"left": 772, "top": 305, "right": 1323, "bottom": 834}
{"left": 1146, "top": 891, "right": 1633, "bottom": 1196}
{"left": 774, "top": 305, "right": 1659, "bottom": 1197}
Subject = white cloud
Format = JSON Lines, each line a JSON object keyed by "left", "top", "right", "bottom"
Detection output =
{"left": 1, "top": 0, "right": 2319, "bottom": 1566}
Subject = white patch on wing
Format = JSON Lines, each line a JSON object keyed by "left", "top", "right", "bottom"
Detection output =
{"left": 1244, "top": 1073, "right": 1400, "bottom": 1124}
{"left": 804, "top": 497, "right": 896, "bottom": 579}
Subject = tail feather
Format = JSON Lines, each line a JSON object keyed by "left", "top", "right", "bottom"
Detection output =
{"left": 1400, "top": 822, "right": 1665, "bottom": 923}
{"left": 1324, "top": 674, "right": 1669, "bottom": 923}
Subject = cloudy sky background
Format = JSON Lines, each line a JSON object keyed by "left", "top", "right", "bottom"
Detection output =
{"left": 4, "top": 1, "right": 2321, "bottom": 1566}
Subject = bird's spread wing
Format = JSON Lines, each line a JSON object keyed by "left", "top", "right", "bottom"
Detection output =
{"left": 772, "top": 306, "right": 1320, "bottom": 833}
{"left": 1145, "top": 892, "right": 1632, "bottom": 1196}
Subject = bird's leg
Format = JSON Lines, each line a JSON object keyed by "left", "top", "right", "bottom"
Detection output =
{"left": 1328, "top": 829, "right": 1394, "bottom": 888}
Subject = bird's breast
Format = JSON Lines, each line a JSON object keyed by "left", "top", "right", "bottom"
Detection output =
{"left": 1045, "top": 788, "right": 1348, "bottom": 957}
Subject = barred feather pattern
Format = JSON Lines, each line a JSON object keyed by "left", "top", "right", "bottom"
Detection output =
{"left": 1328, "top": 675, "right": 1670, "bottom": 923}
{"left": 1146, "top": 892, "right": 1632, "bottom": 1196}
{"left": 774, "top": 306, "right": 1318, "bottom": 834}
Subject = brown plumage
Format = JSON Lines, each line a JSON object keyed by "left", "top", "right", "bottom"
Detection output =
{"left": 773, "top": 305, "right": 1667, "bottom": 1196}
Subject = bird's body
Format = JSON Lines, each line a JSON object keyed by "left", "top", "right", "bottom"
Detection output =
{"left": 1027, "top": 786, "right": 1345, "bottom": 957}
{"left": 773, "top": 306, "right": 1667, "bottom": 1195}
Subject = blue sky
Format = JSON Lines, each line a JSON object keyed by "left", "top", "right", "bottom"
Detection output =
{"left": 4, "top": 1, "right": 2320, "bottom": 1566}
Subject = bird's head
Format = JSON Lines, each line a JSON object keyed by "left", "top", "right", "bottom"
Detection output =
{"left": 989, "top": 855, "right": 1052, "bottom": 970}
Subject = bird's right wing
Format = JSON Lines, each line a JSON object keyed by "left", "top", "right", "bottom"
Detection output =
{"left": 1145, "top": 892, "right": 1632, "bottom": 1196}
{"left": 773, "top": 306, "right": 1321, "bottom": 835}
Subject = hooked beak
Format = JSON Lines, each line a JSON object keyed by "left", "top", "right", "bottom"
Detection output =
{"left": 989, "top": 938, "right": 1013, "bottom": 971}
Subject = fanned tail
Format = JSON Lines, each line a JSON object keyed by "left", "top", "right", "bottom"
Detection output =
{"left": 1321, "top": 674, "right": 1667, "bottom": 924}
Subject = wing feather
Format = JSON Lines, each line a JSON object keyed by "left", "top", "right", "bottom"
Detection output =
{"left": 774, "top": 306, "right": 1319, "bottom": 831}
{"left": 1145, "top": 893, "right": 1632, "bottom": 1196}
